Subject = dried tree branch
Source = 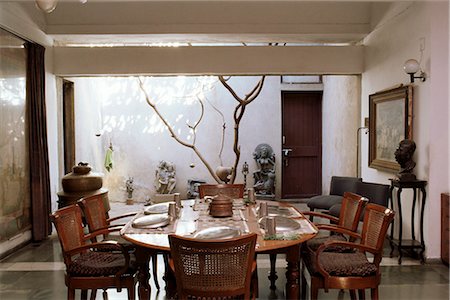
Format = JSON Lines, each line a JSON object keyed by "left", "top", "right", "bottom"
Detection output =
{"left": 219, "top": 75, "right": 266, "bottom": 183}
{"left": 138, "top": 77, "right": 221, "bottom": 183}
{"left": 203, "top": 95, "right": 226, "bottom": 166}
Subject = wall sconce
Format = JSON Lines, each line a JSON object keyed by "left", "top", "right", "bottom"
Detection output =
{"left": 35, "top": 0, "right": 87, "bottom": 13}
{"left": 403, "top": 59, "right": 426, "bottom": 83}
{"left": 35, "top": 0, "right": 58, "bottom": 13}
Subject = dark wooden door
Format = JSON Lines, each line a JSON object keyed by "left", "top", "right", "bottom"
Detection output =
{"left": 281, "top": 91, "right": 322, "bottom": 198}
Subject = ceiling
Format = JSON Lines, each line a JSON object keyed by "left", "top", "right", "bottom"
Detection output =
{"left": 16, "top": 0, "right": 406, "bottom": 47}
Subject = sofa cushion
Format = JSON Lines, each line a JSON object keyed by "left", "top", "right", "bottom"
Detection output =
{"left": 328, "top": 203, "right": 341, "bottom": 218}
{"left": 307, "top": 195, "right": 343, "bottom": 210}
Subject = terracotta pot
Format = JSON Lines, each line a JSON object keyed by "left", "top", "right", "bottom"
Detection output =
{"left": 61, "top": 163, "right": 103, "bottom": 192}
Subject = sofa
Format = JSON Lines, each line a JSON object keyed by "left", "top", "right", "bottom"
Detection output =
{"left": 307, "top": 176, "right": 390, "bottom": 220}
{"left": 307, "top": 176, "right": 362, "bottom": 211}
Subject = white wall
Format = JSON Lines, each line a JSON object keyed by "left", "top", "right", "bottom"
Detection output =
{"left": 322, "top": 75, "right": 360, "bottom": 193}
{"left": 361, "top": 2, "right": 449, "bottom": 260}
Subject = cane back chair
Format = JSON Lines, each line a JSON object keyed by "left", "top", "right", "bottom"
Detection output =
{"left": 302, "top": 192, "right": 369, "bottom": 252}
{"left": 77, "top": 194, "right": 170, "bottom": 291}
{"left": 168, "top": 233, "right": 257, "bottom": 300}
{"left": 302, "top": 203, "right": 395, "bottom": 300}
{"left": 267, "top": 192, "right": 368, "bottom": 289}
{"left": 198, "top": 184, "right": 244, "bottom": 199}
{"left": 50, "top": 204, "right": 137, "bottom": 300}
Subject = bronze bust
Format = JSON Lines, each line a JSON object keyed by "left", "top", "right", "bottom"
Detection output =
{"left": 394, "top": 139, "right": 417, "bottom": 181}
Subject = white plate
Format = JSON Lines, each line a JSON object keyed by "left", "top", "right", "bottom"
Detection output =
{"left": 144, "top": 202, "right": 170, "bottom": 215}
{"left": 258, "top": 216, "right": 301, "bottom": 233}
{"left": 194, "top": 226, "right": 241, "bottom": 239}
{"left": 132, "top": 214, "right": 169, "bottom": 228}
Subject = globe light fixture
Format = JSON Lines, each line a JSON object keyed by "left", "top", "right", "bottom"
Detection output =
{"left": 35, "top": 0, "right": 58, "bottom": 13}
{"left": 403, "top": 59, "right": 426, "bottom": 83}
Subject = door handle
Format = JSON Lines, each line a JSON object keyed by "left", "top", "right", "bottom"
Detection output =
{"left": 282, "top": 148, "right": 292, "bottom": 156}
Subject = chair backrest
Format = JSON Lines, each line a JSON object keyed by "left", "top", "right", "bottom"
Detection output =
{"left": 355, "top": 181, "right": 390, "bottom": 207}
{"left": 198, "top": 184, "right": 244, "bottom": 199}
{"left": 360, "top": 203, "right": 395, "bottom": 263}
{"left": 329, "top": 176, "right": 362, "bottom": 196}
{"left": 338, "top": 192, "right": 368, "bottom": 231}
{"left": 78, "top": 194, "right": 109, "bottom": 233}
{"left": 169, "top": 233, "right": 257, "bottom": 299}
{"left": 50, "top": 205, "right": 87, "bottom": 258}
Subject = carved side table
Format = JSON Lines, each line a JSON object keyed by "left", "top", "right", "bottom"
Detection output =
{"left": 388, "top": 179, "right": 427, "bottom": 264}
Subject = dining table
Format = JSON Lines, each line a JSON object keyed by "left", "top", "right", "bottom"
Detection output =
{"left": 120, "top": 198, "right": 318, "bottom": 299}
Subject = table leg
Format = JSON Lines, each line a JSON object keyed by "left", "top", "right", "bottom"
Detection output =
{"left": 269, "top": 253, "right": 278, "bottom": 290}
{"left": 397, "top": 188, "right": 403, "bottom": 265}
{"left": 389, "top": 185, "right": 395, "bottom": 257}
{"left": 419, "top": 187, "right": 427, "bottom": 264}
{"left": 285, "top": 245, "right": 300, "bottom": 299}
{"left": 134, "top": 246, "right": 151, "bottom": 300}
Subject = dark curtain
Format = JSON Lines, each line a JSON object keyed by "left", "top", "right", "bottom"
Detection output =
{"left": 25, "top": 42, "right": 52, "bottom": 241}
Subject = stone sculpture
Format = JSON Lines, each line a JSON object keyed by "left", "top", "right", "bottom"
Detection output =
{"left": 126, "top": 177, "right": 134, "bottom": 199}
{"left": 187, "top": 179, "right": 206, "bottom": 199}
{"left": 253, "top": 143, "right": 276, "bottom": 199}
{"left": 394, "top": 139, "right": 417, "bottom": 181}
{"left": 155, "top": 160, "right": 176, "bottom": 194}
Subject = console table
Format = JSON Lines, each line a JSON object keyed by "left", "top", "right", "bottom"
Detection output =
{"left": 389, "top": 179, "right": 427, "bottom": 264}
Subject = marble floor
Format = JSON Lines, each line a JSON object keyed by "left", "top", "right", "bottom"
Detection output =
{"left": 0, "top": 202, "right": 448, "bottom": 300}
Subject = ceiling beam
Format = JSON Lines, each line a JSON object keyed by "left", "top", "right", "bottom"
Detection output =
{"left": 53, "top": 45, "right": 363, "bottom": 76}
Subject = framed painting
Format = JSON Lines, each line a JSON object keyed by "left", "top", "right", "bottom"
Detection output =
{"left": 369, "top": 85, "right": 413, "bottom": 172}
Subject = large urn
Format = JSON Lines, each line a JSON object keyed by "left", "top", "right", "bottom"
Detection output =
{"left": 57, "top": 162, "right": 109, "bottom": 211}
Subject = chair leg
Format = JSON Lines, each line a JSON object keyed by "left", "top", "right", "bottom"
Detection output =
{"left": 81, "top": 289, "right": 88, "bottom": 300}
{"left": 151, "top": 253, "right": 160, "bottom": 290}
{"left": 90, "top": 289, "right": 97, "bottom": 300}
{"left": 67, "top": 288, "right": 75, "bottom": 300}
{"left": 102, "top": 289, "right": 108, "bottom": 300}
{"left": 370, "top": 288, "right": 379, "bottom": 300}
{"left": 269, "top": 253, "right": 278, "bottom": 290}
{"left": 310, "top": 278, "right": 319, "bottom": 300}
{"left": 251, "top": 269, "right": 259, "bottom": 299}
{"left": 350, "top": 289, "right": 357, "bottom": 300}
{"left": 358, "top": 289, "right": 366, "bottom": 300}
{"left": 127, "top": 286, "right": 136, "bottom": 300}
{"left": 300, "top": 263, "right": 307, "bottom": 299}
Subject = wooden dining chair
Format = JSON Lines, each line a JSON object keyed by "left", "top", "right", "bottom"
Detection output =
{"left": 302, "top": 192, "right": 369, "bottom": 252}
{"left": 168, "top": 233, "right": 257, "bottom": 300}
{"left": 78, "top": 194, "right": 137, "bottom": 242}
{"left": 77, "top": 194, "right": 171, "bottom": 291}
{"left": 301, "top": 203, "right": 395, "bottom": 300}
{"left": 50, "top": 204, "right": 138, "bottom": 300}
{"left": 266, "top": 192, "right": 368, "bottom": 290}
{"left": 198, "top": 183, "right": 245, "bottom": 199}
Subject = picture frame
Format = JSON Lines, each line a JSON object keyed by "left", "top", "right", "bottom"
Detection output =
{"left": 369, "top": 85, "right": 413, "bottom": 172}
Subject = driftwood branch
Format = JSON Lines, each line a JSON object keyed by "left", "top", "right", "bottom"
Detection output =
{"left": 203, "top": 95, "right": 226, "bottom": 166}
{"left": 219, "top": 75, "right": 266, "bottom": 183}
{"left": 138, "top": 77, "right": 221, "bottom": 183}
